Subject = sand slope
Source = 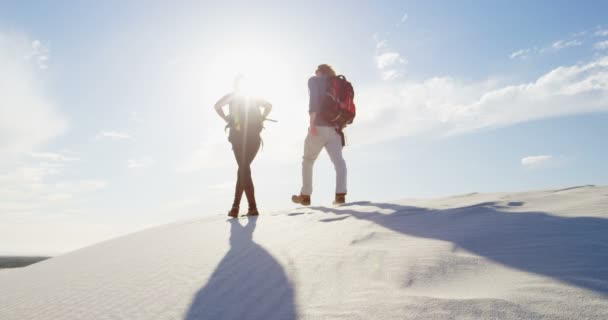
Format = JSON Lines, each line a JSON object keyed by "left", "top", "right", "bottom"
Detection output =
{"left": 1, "top": 185, "right": 607, "bottom": 319}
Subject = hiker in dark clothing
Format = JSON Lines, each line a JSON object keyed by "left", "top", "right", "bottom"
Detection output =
{"left": 214, "top": 76, "right": 272, "bottom": 217}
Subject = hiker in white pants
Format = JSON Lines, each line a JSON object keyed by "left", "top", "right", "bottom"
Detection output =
{"left": 292, "top": 64, "right": 347, "bottom": 206}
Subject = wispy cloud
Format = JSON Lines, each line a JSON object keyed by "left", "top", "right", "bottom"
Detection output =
{"left": 395, "top": 12, "right": 408, "bottom": 27}
{"left": 596, "top": 29, "right": 608, "bottom": 37}
{"left": 510, "top": 48, "right": 533, "bottom": 59}
{"left": 0, "top": 33, "right": 75, "bottom": 224}
{"left": 0, "top": 32, "right": 66, "bottom": 154}
{"left": 95, "top": 131, "right": 132, "bottom": 140}
{"left": 521, "top": 155, "right": 554, "bottom": 169}
{"left": 551, "top": 39, "right": 582, "bottom": 50}
{"left": 373, "top": 33, "right": 388, "bottom": 49}
{"left": 0, "top": 158, "right": 107, "bottom": 218}
{"left": 594, "top": 40, "right": 608, "bottom": 50}
{"left": 511, "top": 30, "right": 592, "bottom": 59}
{"left": 376, "top": 39, "right": 388, "bottom": 49}
{"left": 26, "top": 39, "right": 50, "bottom": 69}
{"left": 353, "top": 55, "right": 608, "bottom": 144}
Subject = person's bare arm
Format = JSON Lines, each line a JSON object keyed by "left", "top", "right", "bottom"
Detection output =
{"left": 214, "top": 94, "right": 232, "bottom": 123}
{"left": 259, "top": 99, "right": 273, "bottom": 119}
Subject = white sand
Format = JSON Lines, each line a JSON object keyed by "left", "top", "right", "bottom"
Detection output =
{"left": 1, "top": 185, "right": 607, "bottom": 319}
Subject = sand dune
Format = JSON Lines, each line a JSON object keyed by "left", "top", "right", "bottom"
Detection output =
{"left": 1, "top": 185, "right": 607, "bottom": 319}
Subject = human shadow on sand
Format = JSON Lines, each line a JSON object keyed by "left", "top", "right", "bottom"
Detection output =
{"left": 185, "top": 217, "right": 297, "bottom": 320}
{"left": 310, "top": 201, "right": 608, "bottom": 296}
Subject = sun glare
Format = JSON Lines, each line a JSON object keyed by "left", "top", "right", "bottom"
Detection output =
{"left": 174, "top": 38, "right": 305, "bottom": 144}
{"left": 204, "top": 45, "right": 292, "bottom": 100}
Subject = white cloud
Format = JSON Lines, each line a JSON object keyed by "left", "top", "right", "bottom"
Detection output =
{"left": 0, "top": 32, "right": 66, "bottom": 154}
{"left": 596, "top": 29, "right": 608, "bottom": 37}
{"left": 511, "top": 29, "right": 595, "bottom": 59}
{"left": 37, "top": 55, "right": 49, "bottom": 70}
{"left": 127, "top": 157, "right": 155, "bottom": 169}
{"left": 551, "top": 39, "right": 582, "bottom": 50}
{"left": 521, "top": 155, "right": 554, "bottom": 169}
{"left": 25, "top": 39, "right": 50, "bottom": 69}
{"left": 510, "top": 48, "right": 532, "bottom": 59}
{"left": 373, "top": 34, "right": 388, "bottom": 49}
{"left": 373, "top": 35, "right": 408, "bottom": 80}
{"left": 376, "top": 52, "right": 406, "bottom": 69}
{"left": 95, "top": 131, "right": 132, "bottom": 140}
{"left": 375, "top": 51, "right": 407, "bottom": 81}
{"left": 594, "top": 40, "right": 608, "bottom": 50}
{"left": 0, "top": 32, "right": 74, "bottom": 224}
{"left": 0, "top": 158, "right": 108, "bottom": 218}
{"left": 352, "top": 55, "right": 608, "bottom": 144}
{"left": 0, "top": 151, "right": 84, "bottom": 216}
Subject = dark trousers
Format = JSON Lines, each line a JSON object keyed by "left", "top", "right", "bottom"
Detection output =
{"left": 230, "top": 133, "right": 261, "bottom": 210}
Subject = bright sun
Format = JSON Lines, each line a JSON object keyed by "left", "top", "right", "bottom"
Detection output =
{"left": 204, "top": 44, "right": 292, "bottom": 100}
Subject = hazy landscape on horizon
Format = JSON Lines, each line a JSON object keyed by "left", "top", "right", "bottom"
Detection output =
{"left": 2, "top": 0, "right": 608, "bottom": 255}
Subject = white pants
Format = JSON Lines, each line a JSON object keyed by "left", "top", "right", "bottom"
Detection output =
{"left": 300, "top": 126, "right": 347, "bottom": 195}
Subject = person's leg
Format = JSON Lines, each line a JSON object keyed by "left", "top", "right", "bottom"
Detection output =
{"left": 231, "top": 138, "right": 246, "bottom": 210}
{"left": 300, "top": 130, "right": 325, "bottom": 196}
{"left": 323, "top": 128, "right": 347, "bottom": 195}
{"left": 242, "top": 135, "right": 261, "bottom": 210}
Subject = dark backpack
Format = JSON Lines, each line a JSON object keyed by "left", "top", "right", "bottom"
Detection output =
{"left": 320, "top": 75, "right": 356, "bottom": 129}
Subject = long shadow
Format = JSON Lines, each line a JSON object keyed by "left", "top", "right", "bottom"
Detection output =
{"left": 310, "top": 201, "right": 608, "bottom": 295}
{"left": 185, "top": 217, "right": 297, "bottom": 320}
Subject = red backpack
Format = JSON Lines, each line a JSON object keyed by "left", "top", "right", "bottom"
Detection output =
{"left": 320, "top": 75, "right": 356, "bottom": 129}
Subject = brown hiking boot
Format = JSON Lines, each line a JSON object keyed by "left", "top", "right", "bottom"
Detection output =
{"left": 227, "top": 207, "right": 239, "bottom": 218}
{"left": 333, "top": 193, "right": 346, "bottom": 205}
{"left": 291, "top": 194, "right": 311, "bottom": 206}
{"left": 247, "top": 208, "right": 259, "bottom": 216}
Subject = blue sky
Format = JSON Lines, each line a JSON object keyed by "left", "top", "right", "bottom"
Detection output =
{"left": 1, "top": 1, "right": 608, "bottom": 254}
